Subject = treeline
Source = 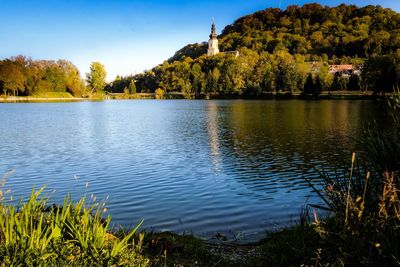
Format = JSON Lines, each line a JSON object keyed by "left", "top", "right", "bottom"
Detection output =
{"left": 108, "top": 4, "right": 400, "bottom": 97}
{"left": 109, "top": 48, "right": 400, "bottom": 97}
{"left": 0, "top": 56, "right": 86, "bottom": 97}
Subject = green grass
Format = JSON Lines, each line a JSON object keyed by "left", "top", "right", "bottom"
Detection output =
{"left": 0, "top": 186, "right": 149, "bottom": 266}
{"left": 31, "top": 92, "right": 75, "bottom": 98}
{"left": 89, "top": 91, "right": 106, "bottom": 100}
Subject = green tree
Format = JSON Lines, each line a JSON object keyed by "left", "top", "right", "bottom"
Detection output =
{"left": 191, "top": 63, "right": 205, "bottom": 95}
{"left": 208, "top": 68, "right": 220, "bottom": 93}
{"left": 0, "top": 60, "right": 26, "bottom": 96}
{"left": 58, "top": 60, "right": 86, "bottom": 97}
{"left": 128, "top": 80, "right": 137, "bottom": 94}
{"left": 42, "top": 64, "right": 66, "bottom": 92}
{"left": 86, "top": 62, "right": 107, "bottom": 93}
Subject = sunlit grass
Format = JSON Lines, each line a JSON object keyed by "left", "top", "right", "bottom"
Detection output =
{"left": 31, "top": 92, "right": 75, "bottom": 98}
{"left": 0, "top": 181, "right": 149, "bottom": 266}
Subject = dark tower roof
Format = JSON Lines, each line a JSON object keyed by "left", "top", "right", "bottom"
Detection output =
{"left": 209, "top": 21, "right": 217, "bottom": 39}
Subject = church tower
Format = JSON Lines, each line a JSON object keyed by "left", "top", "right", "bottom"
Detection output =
{"left": 207, "top": 20, "right": 219, "bottom": 56}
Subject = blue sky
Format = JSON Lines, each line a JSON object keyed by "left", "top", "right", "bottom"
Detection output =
{"left": 1, "top": 0, "right": 399, "bottom": 80}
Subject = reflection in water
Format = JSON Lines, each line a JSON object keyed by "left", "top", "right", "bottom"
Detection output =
{"left": 0, "top": 100, "right": 388, "bottom": 242}
{"left": 206, "top": 102, "right": 221, "bottom": 174}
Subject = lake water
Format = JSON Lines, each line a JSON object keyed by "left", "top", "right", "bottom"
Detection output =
{"left": 0, "top": 100, "right": 387, "bottom": 242}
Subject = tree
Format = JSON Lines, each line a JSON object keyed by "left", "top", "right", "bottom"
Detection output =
{"left": 42, "top": 63, "right": 66, "bottom": 92}
{"left": 155, "top": 88, "right": 164, "bottom": 99}
{"left": 191, "top": 63, "right": 205, "bottom": 94}
{"left": 348, "top": 74, "right": 361, "bottom": 90}
{"left": 86, "top": 62, "right": 107, "bottom": 93}
{"left": 59, "top": 60, "right": 86, "bottom": 97}
{"left": 314, "top": 75, "right": 324, "bottom": 95}
{"left": 25, "top": 61, "right": 42, "bottom": 95}
{"left": 303, "top": 73, "right": 314, "bottom": 95}
{"left": 128, "top": 80, "right": 137, "bottom": 94}
{"left": 331, "top": 73, "right": 349, "bottom": 91}
{"left": 207, "top": 68, "right": 220, "bottom": 93}
{"left": 0, "top": 60, "right": 26, "bottom": 96}
{"left": 364, "top": 55, "right": 398, "bottom": 93}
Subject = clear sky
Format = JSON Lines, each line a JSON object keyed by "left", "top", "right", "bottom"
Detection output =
{"left": 1, "top": 0, "right": 399, "bottom": 80}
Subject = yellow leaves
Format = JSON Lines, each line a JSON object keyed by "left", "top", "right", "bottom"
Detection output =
{"left": 52, "top": 225, "right": 62, "bottom": 239}
{"left": 105, "top": 233, "right": 118, "bottom": 243}
{"left": 379, "top": 172, "right": 400, "bottom": 220}
{"left": 67, "top": 255, "right": 75, "bottom": 261}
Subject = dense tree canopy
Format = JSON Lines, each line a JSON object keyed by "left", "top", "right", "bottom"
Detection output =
{"left": 0, "top": 56, "right": 86, "bottom": 97}
{"left": 170, "top": 4, "right": 400, "bottom": 62}
{"left": 220, "top": 3, "right": 400, "bottom": 58}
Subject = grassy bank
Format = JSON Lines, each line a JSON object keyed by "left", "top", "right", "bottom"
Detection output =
{"left": 0, "top": 92, "right": 86, "bottom": 102}
{"left": 31, "top": 92, "right": 75, "bottom": 98}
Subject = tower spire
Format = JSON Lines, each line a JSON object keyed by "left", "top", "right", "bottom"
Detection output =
{"left": 210, "top": 18, "right": 217, "bottom": 39}
{"left": 207, "top": 18, "right": 219, "bottom": 56}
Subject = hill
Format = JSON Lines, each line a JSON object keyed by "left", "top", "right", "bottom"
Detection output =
{"left": 171, "top": 4, "right": 400, "bottom": 61}
{"left": 109, "top": 3, "right": 400, "bottom": 97}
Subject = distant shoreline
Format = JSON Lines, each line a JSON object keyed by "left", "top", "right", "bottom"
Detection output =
{"left": 108, "top": 90, "right": 377, "bottom": 100}
{"left": 0, "top": 96, "right": 87, "bottom": 102}
{"left": 0, "top": 90, "right": 378, "bottom": 102}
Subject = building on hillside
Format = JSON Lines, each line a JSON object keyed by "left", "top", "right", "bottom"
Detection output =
{"left": 309, "top": 62, "right": 361, "bottom": 77}
{"left": 329, "top": 65, "right": 356, "bottom": 77}
{"left": 207, "top": 20, "right": 220, "bottom": 56}
{"left": 207, "top": 20, "right": 239, "bottom": 58}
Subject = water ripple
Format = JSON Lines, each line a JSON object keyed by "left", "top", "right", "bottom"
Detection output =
{"left": 0, "top": 100, "right": 388, "bottom": 242}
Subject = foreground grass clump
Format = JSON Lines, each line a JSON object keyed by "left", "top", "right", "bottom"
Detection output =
{"left": 304, "top": 92, "right": 400, "bottom": 266}
{"left": 0, "top": 187, "right": 149, "bottom": 266}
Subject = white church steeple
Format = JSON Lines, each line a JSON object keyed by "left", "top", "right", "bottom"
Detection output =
{"left": 207, "top": 19, "right": 219, "bottom": 56}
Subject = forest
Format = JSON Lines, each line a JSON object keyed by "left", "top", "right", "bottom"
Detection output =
{"left": 109, "top": 4, "right": 400, "bottom": 98}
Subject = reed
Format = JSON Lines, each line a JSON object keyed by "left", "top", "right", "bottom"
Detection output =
{"left": 305, "top": 91, "right": 400, "bottom": 265}
{"left": 0, "top": 184, "right": 149, "bottom": 266}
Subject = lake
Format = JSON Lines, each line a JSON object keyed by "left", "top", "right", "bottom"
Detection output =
{"left": 0, "top": 100, "right": 387, "bottom": 242}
